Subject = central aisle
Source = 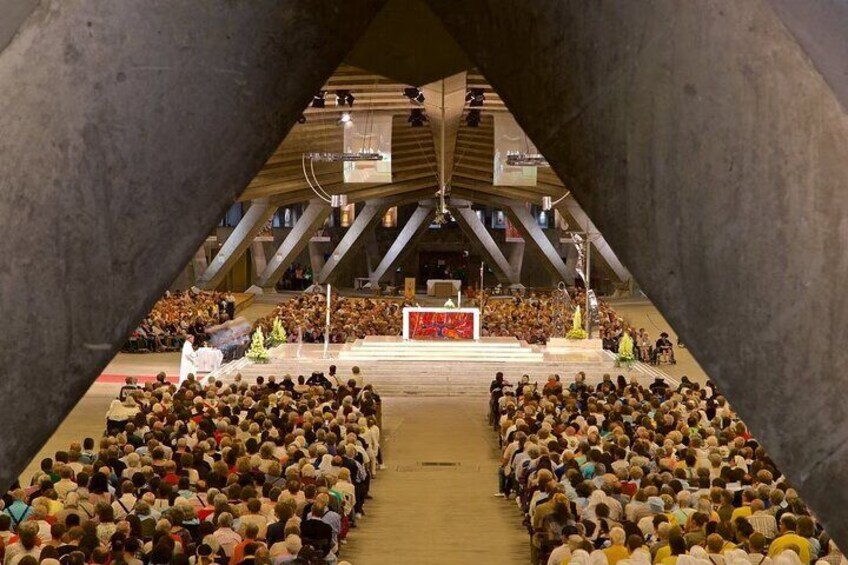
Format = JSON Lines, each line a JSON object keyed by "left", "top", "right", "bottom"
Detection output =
{"left": 343, "top": 397, "right": 527, "bottom": 564}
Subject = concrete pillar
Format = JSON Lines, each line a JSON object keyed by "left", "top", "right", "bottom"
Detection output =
{"left": 255, "top": 201, "right": 332, "bottom": 288}
{"left": 308, "top": 240, "right": 328, "bottom": 276}
{"left": 196, "top": 198, "right": 276, "bottom": 290}
{"left": 555, "top": 199, "right": 631, "bottom": 284}
{"left": 250, "top": 241, "right": 268, "bottom": 280}
{"left": 0, "top": 0, "right": 384, "bottom": 493}
{"left": 428, "top": 0, "right": 848, "bottom": 544}
{"left": 450, "top": 202, "right": 518, "bottom": 284}
{"left": 505, "top": 203, "right": 572, "bottom": 284}
{"left": 316, "top": 202, "right": 384, "bottom": 285}
{"left": 364, "top": 227, "right": 381, "bottom": 277}
{"left": 370, "top": 205, "right": 434, "bottom": 286}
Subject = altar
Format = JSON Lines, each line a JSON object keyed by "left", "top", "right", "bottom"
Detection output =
{"left": 425, "top": 279, "right": 462, "bottom": 297}
{"left": 403, "top": 307, "right": 480, "bottom": 340}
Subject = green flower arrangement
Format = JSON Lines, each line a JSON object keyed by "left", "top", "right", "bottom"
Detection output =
{"left": 616, "top": 331, "right": 636, "bottom": 367}
{"left": 269, "top": 318, "right": 287, "bottom": 346}
{"left": 566, "top": 305, "right": 588, "bottom": 339}
{"left": 246, "top": 327, "right": 270, "bottom": 363}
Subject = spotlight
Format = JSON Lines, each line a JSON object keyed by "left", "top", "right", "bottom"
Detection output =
{"left": 297, "top": 114, "right": 307, "bottom": 124}
{"left": 542, "top": 196, "right": 552, "bottom": 211}
{"left": 466, "top": 109, "right": 481, "bottom": 127}
{"left": 466, "top": 88, "right": 485, "bottom": 107}
{"left": 312, "top": 91, "right": 325, "bottom": 108}
{"left": 330, "top": 194, "right": 348, "bottom": 208}
{"left": 336, "top": 90, "right": 354, "bottom": 107}
{"left": 403, "top": 87, "right": 426, "bottom": 104}
{"left": 339, "top": 112, "right": 352, "bottom": 124}
{"left": 408, "top": 108, "right": 428, "bottom": 127}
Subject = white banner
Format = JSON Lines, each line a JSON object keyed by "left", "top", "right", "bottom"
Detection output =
{"left": 343, "top": 113, "right": 392, "bottom": 183}
{"left": 493, "top": 114, "right": 538, "bottom": 187}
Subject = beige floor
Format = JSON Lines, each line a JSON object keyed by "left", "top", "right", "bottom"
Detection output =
{"left": 341, "top": 397, "right": 528, "bottom": 565}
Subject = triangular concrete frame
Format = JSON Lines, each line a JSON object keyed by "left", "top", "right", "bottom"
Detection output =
{"left": 427, "top": 0, "right": 848, "bottom": 545}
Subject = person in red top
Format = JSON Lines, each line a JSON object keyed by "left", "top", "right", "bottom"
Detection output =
{"left": 229, "top": 523, "right": 263, "bottom": 565}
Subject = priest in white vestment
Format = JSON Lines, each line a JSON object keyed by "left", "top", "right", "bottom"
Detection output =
{"left": 179, "top": 335, "right": 197, "bottom": 385}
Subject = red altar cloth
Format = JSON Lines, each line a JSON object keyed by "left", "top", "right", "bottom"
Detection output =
{"left": 408, "top": 310, "right": 474, "bottom": 340}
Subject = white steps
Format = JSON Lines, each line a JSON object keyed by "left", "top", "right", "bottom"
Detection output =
{"left": 338, "top": 336, "right": 544, "bottom": 363}
{"left": 208, "top": 340, "right": 667, "bottom": 396}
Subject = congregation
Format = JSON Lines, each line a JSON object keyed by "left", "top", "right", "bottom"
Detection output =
{"left": 1, "top": 369, "right": 383, "bottom": 565}
{"left": 253, "top": 290, "right": 632, "bottom": 346}
{"left": 489, "top": 373, "right": 837, "bottom": 565}
{"left": 125, "top": 291, "right": 237, "bottom": 353}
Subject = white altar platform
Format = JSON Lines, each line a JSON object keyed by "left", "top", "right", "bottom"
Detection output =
{"left": 208, "top": 336, "right": 672, "bottom": 396}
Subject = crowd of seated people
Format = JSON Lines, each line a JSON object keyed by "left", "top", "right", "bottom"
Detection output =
{"left": 254, "top": 295, "right": 410, "bottom": 344}
{"left": 254, "top": 289, "right": 631, "bottom": 346}
{"left": 480, "top": 290, "right": 623, "bottom": 345}
{"left": 489, "top": 372, "right": 834, "bottom": 565}
{"left": 1, "top": 368, "right": 383, "bottom": 565}
{"left": 125, "top": 291, "right": 237, "bottom": 353}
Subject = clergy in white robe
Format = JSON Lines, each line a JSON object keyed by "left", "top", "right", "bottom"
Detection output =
{"left": 179, "top": 335, "right": 197, "bottom": 385}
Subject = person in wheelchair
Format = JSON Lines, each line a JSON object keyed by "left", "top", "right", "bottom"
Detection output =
{"left": 654, "top": 332, "right": 676, "bottom": 364}
{"left": 637, "top": 328, "right": 653, "bottom": 363}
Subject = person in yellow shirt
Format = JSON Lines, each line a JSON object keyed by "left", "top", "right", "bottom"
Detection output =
{"left": 661, "top": 535, "right": 689, "bottom": 565}
{"left": 768, "top": 515, "right": 811, "bottom": 565}
{"left": 604, "top": 527, "right": 630, "bottom": 565}
{"left": 730, "top": 490, "right": 757, "bottom": 524}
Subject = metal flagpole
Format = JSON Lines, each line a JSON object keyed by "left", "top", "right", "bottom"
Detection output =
{"left": 323, "top": 284, "right": 331, "bottom": 359}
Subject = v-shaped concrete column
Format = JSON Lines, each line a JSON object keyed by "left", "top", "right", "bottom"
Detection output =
{"left": 370, "top": 205, "right": 435, "bottom": 286}
{"left": 505, "top": 203, "right": 572, "bottom": 284}
{"left": 255, "top": 201, "right": 332, "bottom": 288}
{"left": 316, "top": 202, "right": 385, "bottom": 285}
{"left": 196, "top": 199, "right": 277, "bottom": 290}
{"left": 450, "top": 202, "right": 519, "bottom": 284}
{"left": 0, "top": 0, "right": 385, "bottom": 492}
{"left": 555, "top": 199, "right": 631, "bottom": 284}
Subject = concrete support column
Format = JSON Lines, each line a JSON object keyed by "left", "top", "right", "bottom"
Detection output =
{"left": 197, "top": 198, "right": 276, "bottom": 289}
{"left": 505, "top": 203, "right": 572, "bottom": 284}
{"left": 370, "top": 205, "right": 434, "bottom": 286}
{"left": 250, "top": 240, "right": 268, "bottom": 280}
{"left": 364, "top": 227, "right": 381, "bottom": 277}
{"left": 308, "top": 240, "right": 328, "bottom": 276}
{"left": 555, "top": 199, "right": 631, "bottom": 284}
{"left": 255, "top": 201, "right": 331, "bottom": 289}
{"left": 317, "top": 202, "right": 384, "bottom": 285}
{"left": 451, "top": 202, "right": 519, "bottom": 284}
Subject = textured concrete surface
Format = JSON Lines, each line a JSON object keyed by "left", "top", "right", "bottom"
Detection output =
{"left": 767, "top": 0, "right": 848, "bottom": 112}
{"left": 428, "top": 0, "right": 848, "bottom": 547}
{"left": 0, "top": 0, "right": 385, "bottom": 492}
{"left": 0, "top": 0, "right": 39, "bottom": 52}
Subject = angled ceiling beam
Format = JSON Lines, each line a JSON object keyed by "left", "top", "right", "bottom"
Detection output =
{"left": 448, "top": 199, "right": 518, "bottom": 284}
{"left": 196, "top": 198, "right": 277, "bottom": 290}
{"left": 315, "top": 201, "right": 385, "bottom": 284}
{"left": 254, "top": 200, "right": 332, "bottom": 289}
{"left": 370, "top": 205, "right": 435, "bottom": 285}
{"left": 421, "top": 72, "right": 467, "bottom": 188}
